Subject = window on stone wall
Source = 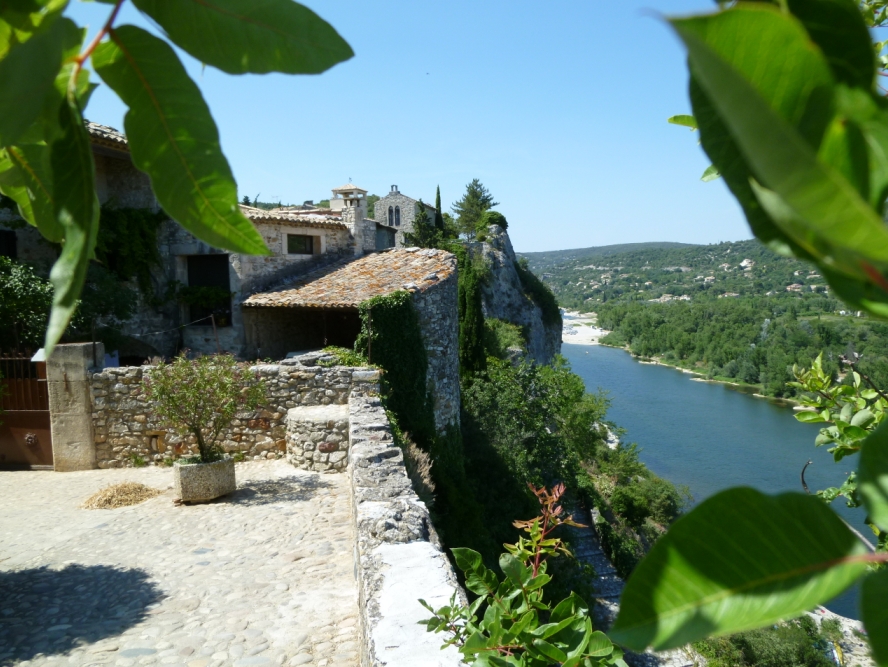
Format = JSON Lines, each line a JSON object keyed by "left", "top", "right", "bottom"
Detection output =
{"left": 287, "top": 234, "right": 314, "bottom": 255}
{"left": 187, "top": 254, "right": 232, "bottom": 327}
{"left": 388, "top": 206, "right": 393, "bottom": 226}
{"left": 395, "top": 206, "right": 401, "bottom": 226}
{"left": 0, "top": 230, "right": 16, "bottom": 259}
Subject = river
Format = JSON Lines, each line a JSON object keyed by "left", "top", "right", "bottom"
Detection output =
{"left": 562, "top": 343, "right": 867, "bottom": 620}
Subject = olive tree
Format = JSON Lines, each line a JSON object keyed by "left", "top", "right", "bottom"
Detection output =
{"left": 143, "top": 353, "right": 265, "bottom": 463}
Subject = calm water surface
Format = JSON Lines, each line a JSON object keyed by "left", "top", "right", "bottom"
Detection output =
{"left": 562, "top": 343, "right": 867, "bottom": 619}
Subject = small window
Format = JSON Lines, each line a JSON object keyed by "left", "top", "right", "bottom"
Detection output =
{"left": 395, "top": 206, "right": 401, "bottom": 227}
{"left": 287, "top": 234, "right": 314, "bottom": 255}
{"left": 388, "top": 206, "right": 393, "bottom": 226}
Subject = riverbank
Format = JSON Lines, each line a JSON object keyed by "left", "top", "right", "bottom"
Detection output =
{"left": 561, "top": 310, "right": 610, "bottom": 344}
{"left": 563, "top": 326, "right": 802, "bottom": 408}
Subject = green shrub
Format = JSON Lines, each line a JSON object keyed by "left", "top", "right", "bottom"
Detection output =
{"left": 321, "top": 346, "right": 368, "bottom": 367}
{"left": 694, "top": 617, "right": 834, "bottom": 667}
{"left": 610, "top": 476, "right": 689, "bottom": 528}
{"left": 482, "top": 318, "right": 525, "bottom": 358}
{"left": 478, "top": 209, "right": 508, "bottom": 231}
{"left": 144, "top": 353, "right": 265, "bottom": 463}
{"left": 514, "top": 258, "right": 562, "bottom": 327}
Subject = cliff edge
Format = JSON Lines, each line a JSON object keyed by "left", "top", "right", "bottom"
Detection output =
{"left": 478, "top": 225, "right": 562, "bottom": 365}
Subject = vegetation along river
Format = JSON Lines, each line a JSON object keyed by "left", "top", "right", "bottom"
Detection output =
{"left": 562, "top": 343, "right": 867, "bottom": 620}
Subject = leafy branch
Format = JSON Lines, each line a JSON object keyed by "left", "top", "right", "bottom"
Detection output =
{"left": 0, "top": 0, "right": 352, "bottom": 354}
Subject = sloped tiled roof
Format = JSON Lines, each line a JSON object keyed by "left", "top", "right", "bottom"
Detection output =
{"left": 86, "top": 121, "right": 128, "bottom": 151}
{"left": 243, "top": 248, "right": 456, "bottom": 309}
{"left": 240, "top": 205, "right": 348, "bottom": 230}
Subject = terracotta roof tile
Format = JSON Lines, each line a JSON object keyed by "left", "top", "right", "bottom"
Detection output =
{"left": 86, "top": 121, "right": 128, "bottom": 150}
{"left": 243, "top": 248, "right": 456, "bottom": 309}
{"left": 240, "top": 205, "right": 348, "bottom": 230}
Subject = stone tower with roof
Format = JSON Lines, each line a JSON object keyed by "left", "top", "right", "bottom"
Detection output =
{"left": 332, "top": 183, "right": 377, "bottom": 255}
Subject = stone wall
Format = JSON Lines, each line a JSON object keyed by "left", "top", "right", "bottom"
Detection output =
{"left": 89, "top": 352, "right": 380, "bottom": 468}
{"left": 348, "top": 395, "right": 463, "bottom": 667}
{"left": 411, "top": 258, "right": 461, "bottom": 431}
{"left": 372, "top": 191, "right": 435, "bottom": 248}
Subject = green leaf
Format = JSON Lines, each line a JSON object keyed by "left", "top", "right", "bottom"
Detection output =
{"left": 46, "top": 94, "right": 99, "bottom": 355}
{"left": 0, "top": 143, "right": 61, "bottom": 240}
{"left": 92, "top": 26, "right": 268, "bottom": 256}
{"left": 668, "top": 114, "right": 697, "bottom": 130}
{"left": 861, "top": 568, "right": 888, "bottom": 666}
{"left": 795, "top": 410, "right": 826, "bottom": 423}
{"left": 453, "top": 548, "right": 484, "bottom": 574}
{"left": 674, "top": 8, "right": 888, "bottom": 270}
{"left": 530, "top": 639, "right": 567, "bottom": 663}
{"left": 700, "top": 164, "right": 720, "bottom": 182}
{"left": 0, "top": 15, "right": 66, "bottom": 147}
{"left": 131, "top": 0, "right": 353, "bottom": 75}
{"left": 499, "top": 553, "right": 528, "bottom": 586}
{"left": 610, "top": 488, "right": 868, "bottom": 651}
{"left": 858, "top": 421, "right": 888, "bottom": 532}
{"left": 585, "top": 630, "right": 613, "bottom": 657}
{"left": 785, "top": 0, "right": 875, "bottom": 90}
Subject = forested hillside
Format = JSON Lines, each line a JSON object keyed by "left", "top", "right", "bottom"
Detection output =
{"left": 527, "top": 240, "right": 888, "bottom": 397}
{"left": 523, "top": 239, "right": 834, "bottom": 311}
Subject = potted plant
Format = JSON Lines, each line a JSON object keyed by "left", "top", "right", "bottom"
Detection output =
{"left": 144, "top": 353, "right": 265, "bottom": 502}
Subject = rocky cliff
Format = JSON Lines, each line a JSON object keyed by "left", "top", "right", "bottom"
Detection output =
{"left": 478, "top": 225, "right": 562, "bottom": 364}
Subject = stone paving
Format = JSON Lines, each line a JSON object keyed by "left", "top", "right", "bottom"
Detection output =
{"left": 0, "top": 461, "right": 359, "bottom": 667}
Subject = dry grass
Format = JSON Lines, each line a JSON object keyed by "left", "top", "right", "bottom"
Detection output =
{"left": 403, "top": 442, "right": 435, "bottom": 508}
{"left": 81, "top": 482, "right": 164, "bottom": 509}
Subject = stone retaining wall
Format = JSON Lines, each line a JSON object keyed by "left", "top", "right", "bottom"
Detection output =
{"left": 89, "top": 352, "right": 380, "bottom": 468}
{"left": 347, "top": 395, "right": 463, "bottom": 667}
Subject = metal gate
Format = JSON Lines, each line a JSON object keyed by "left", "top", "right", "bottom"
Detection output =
{"left": 0, "top": 355, "right": 52, "bottom": 469}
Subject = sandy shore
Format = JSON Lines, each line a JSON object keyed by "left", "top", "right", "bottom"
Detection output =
{"left": 561, "top": 310, "right": 610, "bottom": 345}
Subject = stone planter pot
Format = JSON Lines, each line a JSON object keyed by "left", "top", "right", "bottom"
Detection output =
{"left": 173, "top": 458, "right": 236, "bottom": 503}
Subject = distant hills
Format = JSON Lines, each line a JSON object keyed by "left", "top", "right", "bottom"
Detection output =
{"left": 522, "top": 239, "right": 831, "bottom": 312}
{"left": 519, "top": 242, "right": 696, "bottom": 269}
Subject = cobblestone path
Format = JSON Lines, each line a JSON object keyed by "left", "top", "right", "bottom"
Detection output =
{"left": 0, "top": 461, "right": 359, "bottom": 667}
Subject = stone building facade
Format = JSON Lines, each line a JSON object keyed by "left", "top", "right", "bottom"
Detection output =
{"left": 243, "top": 247, "right": 461, "bottom": 432}
{"left": 373, "top": 185, "right": 437, "bottom": 248}
{"left": 88, "top": 351, "right": 381, "bottom": 468}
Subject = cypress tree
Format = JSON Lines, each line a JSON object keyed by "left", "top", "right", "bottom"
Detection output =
{"left": 435, "top": 185, "right": 445, "bottom": 232}
{"left": 457, "top": 249, "right": 487, "bottom": 376}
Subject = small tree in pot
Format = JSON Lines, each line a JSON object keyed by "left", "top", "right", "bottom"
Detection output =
{"left": 144, "top": 353, "right": 265, "bottom": 501}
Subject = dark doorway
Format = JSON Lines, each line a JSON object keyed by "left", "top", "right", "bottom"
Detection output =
{"left": 245, "top": 307, "right": 362, "bottom": 360}
{"left": 187, "top": 254, "right": 232, "bottom": 327}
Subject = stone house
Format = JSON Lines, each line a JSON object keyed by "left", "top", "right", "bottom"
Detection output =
{"left": 0, "top": 123, "right": 398, "bottom": 361}
{"left": 243, "top": 247, "right": 460, "bottom": 432}
{"left": 373, "top": 185, "right": 437, "bottom": 248}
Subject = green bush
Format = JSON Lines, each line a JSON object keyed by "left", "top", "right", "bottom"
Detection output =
{"left": 610, "top": 476, "right": 689, "bottom": 528}
{"left": 482, "top": 318, "right": 525, "bottom": 358}
{"left": 144, "top": 353, "right": 265, "bottom": 463}
{"left": 694, "top": 617, "right": 834, "bottom": 667}
{"left": 514, "top": 258, "right": 562, "bottom": 327}
{"left": 321, "top": 346, "right": 368, "bottom": 367}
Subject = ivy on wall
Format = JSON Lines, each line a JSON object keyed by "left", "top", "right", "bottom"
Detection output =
{"left": 451, "top": 244, "right": 487, "bottom": 377}
{"left": 355, "top": 290, "right": 436, "bottom": 445}
{"left": 94, "top": 205, "right": 166, "bottom": 296}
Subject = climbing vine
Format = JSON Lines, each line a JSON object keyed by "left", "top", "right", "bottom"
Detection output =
{"left": 515, "top": 257, "right": 562, "bottom": 328}
{"left": 450, "top": 244, "right": 487, "bottom": 376}
{"left": 94, "top": 205, "right": 166, "bottom": 296}
{"left": 355, "top": 291, "right": 436, "bottom": 446}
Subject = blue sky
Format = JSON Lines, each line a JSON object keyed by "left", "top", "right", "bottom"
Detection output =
{"left": 67, "top": 0, "right": 750, "bottom": 253}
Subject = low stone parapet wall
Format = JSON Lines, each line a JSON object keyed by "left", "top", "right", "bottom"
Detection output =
{"left": 286, "top": 404, "right": 350, "bottom": 472}
{"left": 347, "top": 395, "right": 463, "bottom": 667}
{"left": 89, "top": 353, "right": 380, "bottom": 468}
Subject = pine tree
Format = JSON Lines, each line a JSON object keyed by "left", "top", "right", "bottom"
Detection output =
{"left": 451, "top": 179, "right": 498, "bottom": 239}
{"left": 403, "top": 200, "right": 440, "bottom": 248}
{"left": 241, "top": 195, "right": 250, "bottom": 206}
